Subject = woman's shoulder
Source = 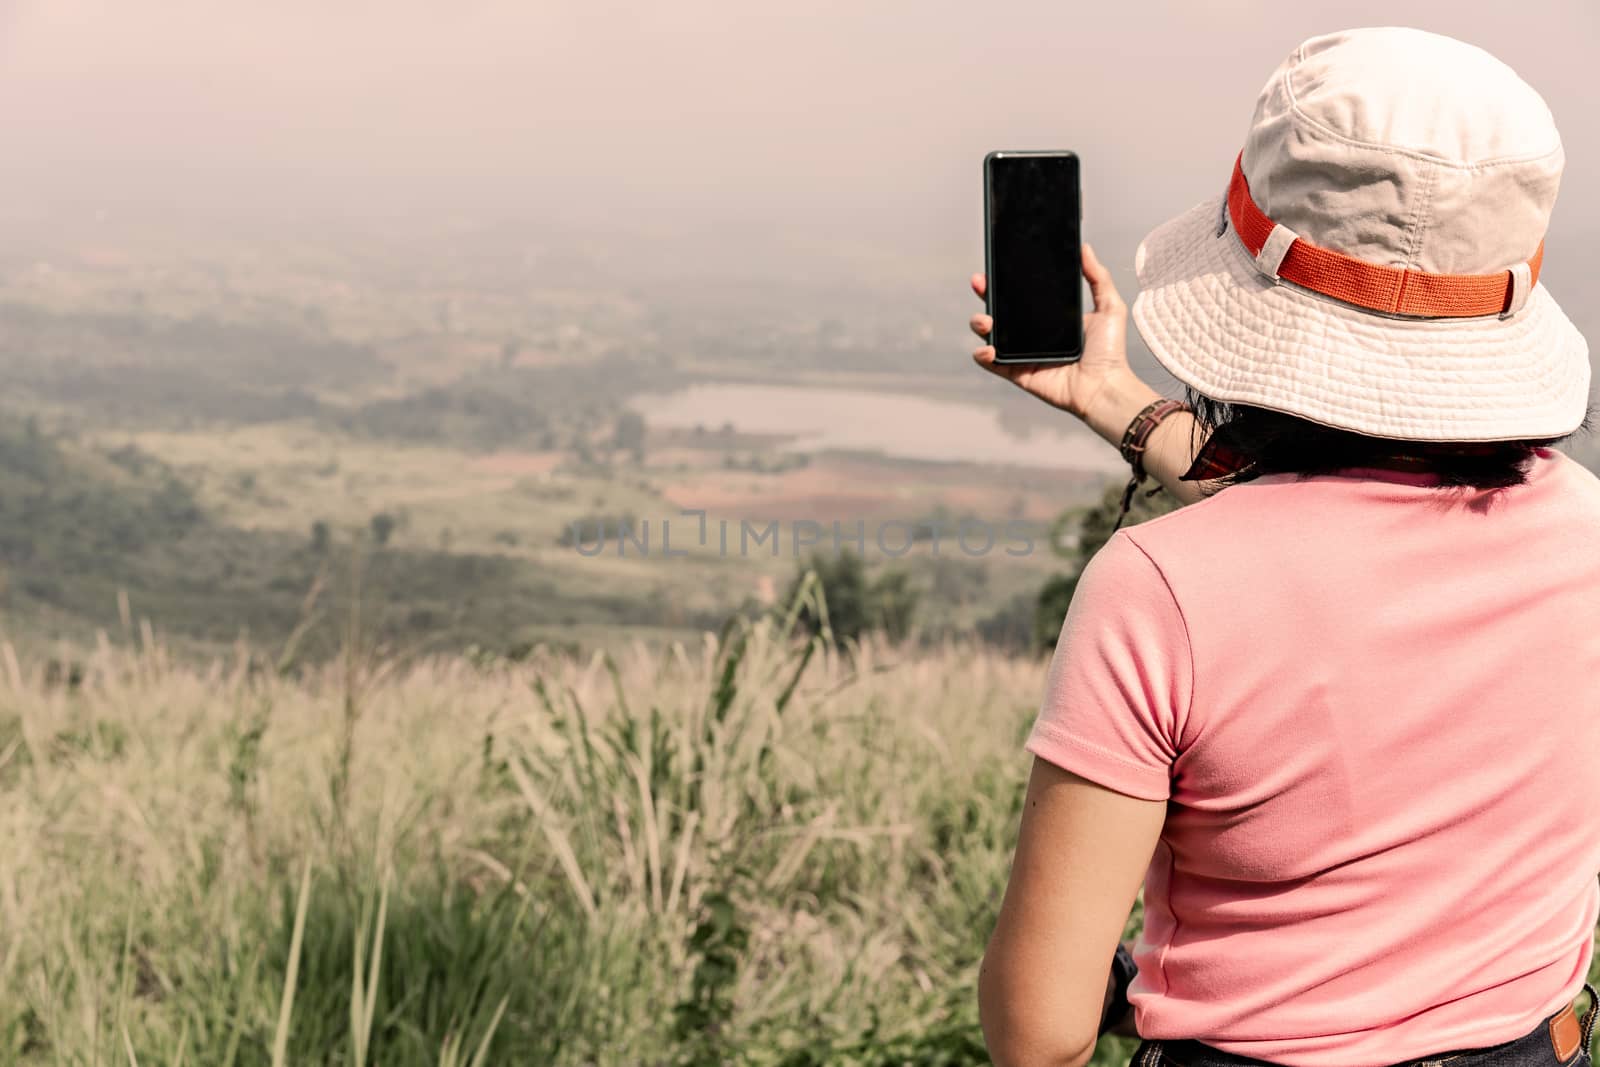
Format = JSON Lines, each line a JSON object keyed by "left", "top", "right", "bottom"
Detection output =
{"left": 1542, "top": 447, "right": 1600, "bottom": 493}
{"left": 1536, "top": 448, "right": 1600, "bottom": 521}
{"left": 1119, "top": 448, "right": 1600, "bottom": 567}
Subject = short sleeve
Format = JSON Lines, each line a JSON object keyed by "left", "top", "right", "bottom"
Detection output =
{"left": 1025, "top": 530, "right": 1193, "bottom": 801}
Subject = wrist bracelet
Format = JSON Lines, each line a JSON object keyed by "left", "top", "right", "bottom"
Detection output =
{"left": 1119, "top": 398, "right": 1192, "bottom": 483}
{"left": 1111, "top": 399, "right": 1193, "bottom": 534}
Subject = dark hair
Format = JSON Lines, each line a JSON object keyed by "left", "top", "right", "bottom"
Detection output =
{"left": 1182, "top": 384, "right": 1594, "bottom": 493}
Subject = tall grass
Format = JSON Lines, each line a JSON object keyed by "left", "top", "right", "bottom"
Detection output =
{"left": 0, "top": 591, "right": 1112, "bottom": 1064}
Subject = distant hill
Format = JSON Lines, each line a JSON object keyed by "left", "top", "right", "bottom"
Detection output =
{"left": 0, "top": 301, "right": 382, "bottom": 428}
{"left": 0, "top": 419, "right": 687, "bottom": 661}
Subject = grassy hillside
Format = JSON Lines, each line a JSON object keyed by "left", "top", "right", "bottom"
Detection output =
{"left": 0, "top": 607, "right": 1107, "bottom": 1065}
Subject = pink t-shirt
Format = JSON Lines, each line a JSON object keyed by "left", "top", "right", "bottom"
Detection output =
{"left": 1028, "top": 448, "right": 1600, "bottom": 1067}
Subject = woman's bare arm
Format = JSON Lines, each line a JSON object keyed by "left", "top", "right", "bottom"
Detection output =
{"left": 979, "top": 760, "right": 1166, "bottom": 1067}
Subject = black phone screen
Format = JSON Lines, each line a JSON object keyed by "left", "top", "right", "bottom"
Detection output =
{"left": 985, "top": 152, "right": 1083, "bottom": 361}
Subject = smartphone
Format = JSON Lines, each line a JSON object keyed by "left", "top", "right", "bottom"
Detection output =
{"left": 983, "top": 151, "right": 1084, "bottom": 363}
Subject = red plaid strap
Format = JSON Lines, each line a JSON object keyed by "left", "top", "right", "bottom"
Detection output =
{"left": 1178, "top": 430, "right": 1514, "bottom": 483}
{"left": 1180, "top": 432, "right": 1251, "bottom": 482}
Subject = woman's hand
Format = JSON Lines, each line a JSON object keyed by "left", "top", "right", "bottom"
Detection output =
{"left": 968, "top": 243, "right": 1137, "bottom": 424}
{"left": 967, "top": 245, "right": 1210, "bottom": 506}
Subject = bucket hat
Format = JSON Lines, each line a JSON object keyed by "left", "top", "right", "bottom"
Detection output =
{"left": 1130, "top": 26, "right": 1590, "bottom": 442}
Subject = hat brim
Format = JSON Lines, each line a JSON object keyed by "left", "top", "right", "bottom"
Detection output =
{"left": 1130, "top": 195, "right": 1591, "bottom": 442}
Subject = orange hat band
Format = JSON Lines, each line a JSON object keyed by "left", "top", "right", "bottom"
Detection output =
{"left": 1226, "top": 152, "right": 1544, "bottom": 319}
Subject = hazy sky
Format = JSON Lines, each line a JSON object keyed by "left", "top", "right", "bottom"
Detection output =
{"left": 1, "top": 1, "right": 1597, "bottom": 278}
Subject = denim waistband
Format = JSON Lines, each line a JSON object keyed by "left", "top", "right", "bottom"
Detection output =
{"left": 1131, "top": 983, "right": 1599, "bottom": 1067}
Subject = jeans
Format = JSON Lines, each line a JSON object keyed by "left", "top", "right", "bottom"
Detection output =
{"left": 1129, "top": 984, "right": 1599, "bottom": 1067}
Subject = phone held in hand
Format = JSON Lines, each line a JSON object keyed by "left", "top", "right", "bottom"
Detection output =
{"left": 983, "top": 151, "right": 1085, "bottom": 364}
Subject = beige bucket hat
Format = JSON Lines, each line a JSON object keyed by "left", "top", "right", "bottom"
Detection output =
{"left": 1131, "top": 26, "right": 1590, "bottom": 442}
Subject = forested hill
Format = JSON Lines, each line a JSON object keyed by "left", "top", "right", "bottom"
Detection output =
{"left": 0, "top": 420, "right": 668, "bottom": 661}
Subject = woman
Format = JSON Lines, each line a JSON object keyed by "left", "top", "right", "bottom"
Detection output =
{"left": 970, "top": 27, "right": 1599, "bottom": 1067}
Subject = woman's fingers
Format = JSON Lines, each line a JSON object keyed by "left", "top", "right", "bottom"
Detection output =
{"left": 972, "top": 345, "right": 1034, "bottom": 390}
{"left": 1082, "top": 243, "right": 1123, "bottom": 314}
{"left": 969, "top": 274, "right": 993, "bottom": 368}
{"left": 973, "top": 344, "right": 1027, "bottom": 384}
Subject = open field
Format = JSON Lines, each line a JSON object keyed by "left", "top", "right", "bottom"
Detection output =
{"left": 0, "top": 602, "right": 1161, "bottom": 1066}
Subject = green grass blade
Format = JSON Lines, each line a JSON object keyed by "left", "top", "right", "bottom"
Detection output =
{"left": 350, "top": 909, "right": 366, "bottom": 1067}
{"left": 270, "top": 858, "right": 314, "bottom": 1067}
{"left": 468, "top": 995, "right": 510, "bottom": 1067}
{"left": 218, "top": 944, "right": 260, "bottom": 1067}
{"left": 111, "top": 907, "right": 135, "bottom": 1061}
{"left": 361, "top": 872, "right": 389, "bottom": 1053}
{"left": 507, "top": 754, "right": 597, "bottom": 922}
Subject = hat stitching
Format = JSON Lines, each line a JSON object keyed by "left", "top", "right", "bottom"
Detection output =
{"left": 1279, "top": 62, "right": 1563, "bottom": 171}
{"left": 1399, "top": 159, "right": 1440, "bottom": 273}
{"left": 1140, "top": 317, "right": 1574, "bottom": 419}
{"left": 1138, "top": 301, "right": 1575, "bottom": 436}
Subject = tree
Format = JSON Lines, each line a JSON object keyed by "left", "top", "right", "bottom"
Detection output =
{"left": 869, "top": 568, "right": 919, "bottom": 642}
{"left": 369, "top": 512, "right": 396, "bottom": 546}
{"left": 612, "top": 411, "right": 647, "bottom": 462}
{"left": 310, "top": 520, "right": 331, "bottom": 554}
{"left": 786, "top": 551, "right": 920, "bottom": 646}
{"left": 975, "top": 591, "right": 1037, "bottom": 652}
{"left": 791, "top": 550, "right": 868, "bottom": 643}
{"left": 1033, "top": 573, "right": 1078, "bottom": 650}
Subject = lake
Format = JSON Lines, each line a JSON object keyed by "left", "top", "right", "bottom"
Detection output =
{"left": 629, "top": 382, "right": 1123, "bottom": 473}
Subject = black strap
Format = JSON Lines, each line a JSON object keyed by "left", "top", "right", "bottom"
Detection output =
{"left": 1111, "top": 478, "right": 1168, "bottom": 535}
{"left": 1099, "top": 943, "right": 1139, "bottom": 1037}
{"left": 1580, "top": 981, "right": 1599, "bottom": 1058}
